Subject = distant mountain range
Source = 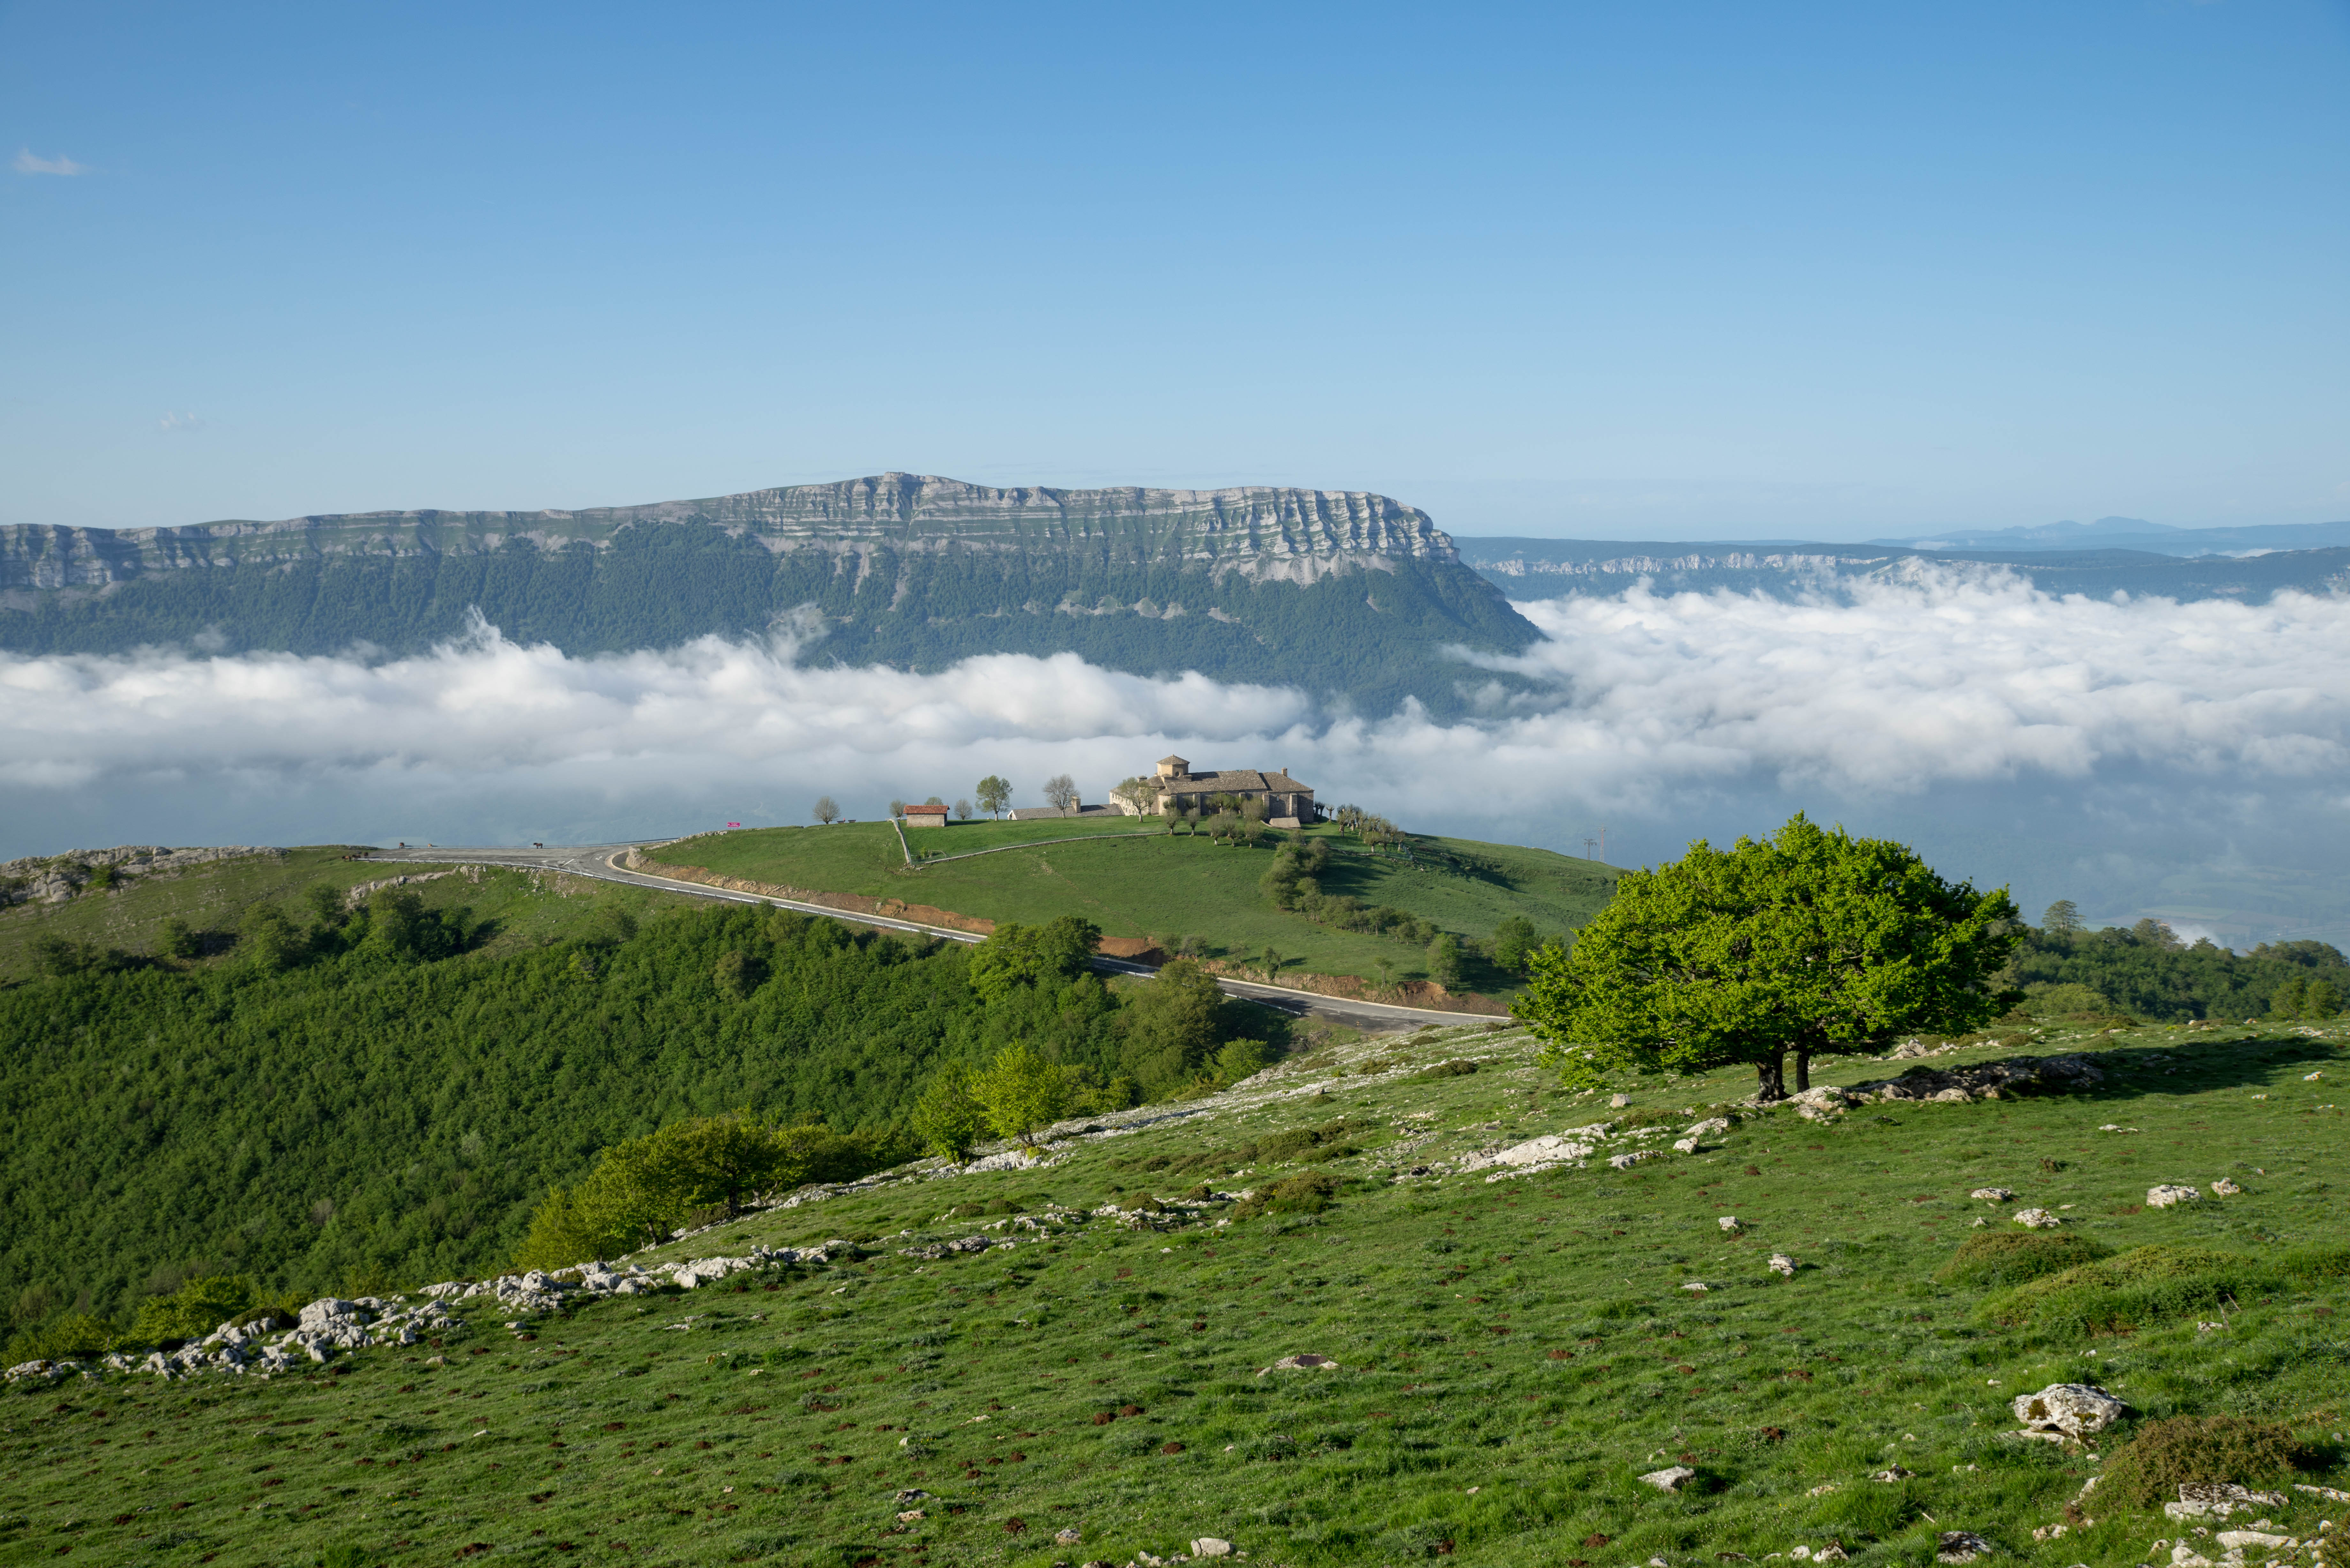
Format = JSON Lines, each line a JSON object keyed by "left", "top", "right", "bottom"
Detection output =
{"left": 1869, "top": 516, "right": 2350, "bottom": 555}
{"left": 1451, "top": 532, "right": 2350, "bottom": 603}
{"left": 0, "top": 474, "right": 1539, "bottom": 714}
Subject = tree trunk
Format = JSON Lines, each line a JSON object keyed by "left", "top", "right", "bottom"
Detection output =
{"left": 1755, "top": 1050, "right": 1788, "bottom": 1102}
{"left": 1795, "top": 1049, "right": 1812, "bottom": 1093}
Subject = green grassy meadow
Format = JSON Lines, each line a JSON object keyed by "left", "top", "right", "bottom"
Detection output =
{"left": 650, "top": 823, "right": 1619, "bottom": 995}
{"left": 0, "top": 848, "right": 697, "bottom": 983}
{"left": 9, "top": 1014, "right": 2343, "bottom": 1568}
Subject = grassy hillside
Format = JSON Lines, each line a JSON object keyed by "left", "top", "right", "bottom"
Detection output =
{"left": 0, "top": 851, "right": 1299, "bottom": 1330}
{"left": 5, "top": 1013, "right": 2344, "bottom": 1567}
{"left": 0, "top": 847, "right": 692, "bottom": 984}
{"left": 648, "top": 821, "right": 1620, "bottom": 996}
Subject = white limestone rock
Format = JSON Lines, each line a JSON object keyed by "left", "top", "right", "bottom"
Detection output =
{"left": 2165, "top": 1483, "right": 2288, "bottom": 1520}
{"left": 1769, "top": 1253, "right": 1797, "bottom": 1278}
{"left": 2010, "top": 1383, "right": 2127, "bottom": 1438}
{"left": 1969, "top": 1188, "right": 2015, "bottom": 1202}
{"left": 2148, "top": 1185, "right": 2202, "bottom": 1208}
{"left": 2012, "top": 1208, "right": 2062, "bottom": 1229}
{"left": 1640, "top": 1464, "right": 1697, "bottom": 1491}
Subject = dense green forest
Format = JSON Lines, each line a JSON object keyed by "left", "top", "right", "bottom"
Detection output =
{"left": 0, "top": 525, "right": 1535, "bottom": 713}
{"left": 0, "top": 892, "right": 1268, "bottom": 1346}
{"left": 2004, "top": 916, "right": 2350, "bottom": 1022}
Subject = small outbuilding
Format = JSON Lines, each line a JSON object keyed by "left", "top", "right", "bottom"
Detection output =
{"left": 903, "top": 803, "right": 951, "bottom": 828}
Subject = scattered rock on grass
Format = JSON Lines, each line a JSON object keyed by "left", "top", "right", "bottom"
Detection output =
{"left": 1769, "top": 1253, "right": 1796, "bottom": 1278}
{"left": 1190, "top": 1539, "right": 1235, "bottom": 1558}
{"left": 2164, "top": 1482, "right": 2287, "bottom": 1520}
{"left": 1639, "top": 1464, "right": 1697, "bottom": 1491}
{"left": 2147, "top": 1185, "right": 2202, "bottom": 1208}
{"left": 1610, "top": 1150, "right": 1665, "bottom": 1170}
{"left": 2012, "top": 1208, "right": 2062, "bottom": 1229}
{"left": 1935, "top": 1532, "right": 1995, "bottom": 1564}
{"left": 2210, "top": 1177, "right": 2243, "bottom": 1196}
{"left": 1257, "top": 1353, "right": 1339, "bottom": 1376}
{"left": 2011, "top": 1383, "right": 2127, "bottom": 1438}
{"left": 1969, "top": 1188, "right": 2015, "bottom": 1202}
{"left": 1718, "top": 1216, "right": 1741, "bottom": 1233}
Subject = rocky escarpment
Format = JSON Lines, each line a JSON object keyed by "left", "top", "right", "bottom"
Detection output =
{"left": 1, "top": 477, "right": 1538, "bottom": 714}
{"left": 0, "top": 844, "right": 280, "bottom": 909}
{"left": 2, "top": 474, "right": 1459, "bottom": 592}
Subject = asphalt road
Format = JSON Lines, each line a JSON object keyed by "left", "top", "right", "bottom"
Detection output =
{"left": 360, "top": 843, "right": 1480, "bottom": 1034}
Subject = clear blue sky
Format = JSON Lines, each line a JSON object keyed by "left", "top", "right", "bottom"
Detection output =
{"left": 5, "top": 1, "right": 2346, "bottom": 541}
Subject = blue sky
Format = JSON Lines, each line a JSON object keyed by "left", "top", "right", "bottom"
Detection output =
{"left": 5, "top": 1, "right": 2346, "bottom": 541}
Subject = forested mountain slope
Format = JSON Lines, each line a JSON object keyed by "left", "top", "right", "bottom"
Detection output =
{"left": 0, "top": 474, "right": 1538, "bottom": 712}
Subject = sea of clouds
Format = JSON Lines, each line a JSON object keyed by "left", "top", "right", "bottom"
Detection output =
{"left": 5, "top": 570, "right": 2347, "bottom": 943}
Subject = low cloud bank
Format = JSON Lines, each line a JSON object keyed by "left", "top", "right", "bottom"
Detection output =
{"left": 4, "top": 574, "right": 2346, "bottom": 939}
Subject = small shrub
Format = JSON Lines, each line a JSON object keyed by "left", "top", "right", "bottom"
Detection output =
{"left": 1233, "top": 1172, "right": 1338, "bottom": 1220}
{"left": 2022, "top": 981, "right": 2113, "bottom": 1016}
{"left": 2098, "top": 1416, "right": 2314, "bottom": 1509}
{"left": 3, "top": 1312, "right": 116, "bottom": 1363}
{"left": 1978, "top": 1245, "right": 2276, "bottom": 1334}
{"left": 1414, "top": 1059, "right": 1480, "bottom": 1080}
{"left": 2281, "top": 1244, "right": 2350, "bottom": 1282}
{"left": 1935, "top": 1231, "right": 2113, "bottom": 1288}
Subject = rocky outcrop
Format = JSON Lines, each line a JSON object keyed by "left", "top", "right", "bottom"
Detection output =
{"left": 4, "top": 1241, "right": 862, "bottom": 1386}
{"left": 1783, "top": 1054, "right": 2103, "bottom": 1115}
{"left": 2010, "top": 1383, "right": 2127, "bottom": 1438}
{"left": 0, "top": 844, "right": 281, "bottom": 908}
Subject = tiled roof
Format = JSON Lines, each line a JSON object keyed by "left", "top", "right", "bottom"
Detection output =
{"left": 904, "top": 804, "right": 949, "bottom": 816}
{"left": 1162, "top": 769, "right": 1311, "bottom": 794}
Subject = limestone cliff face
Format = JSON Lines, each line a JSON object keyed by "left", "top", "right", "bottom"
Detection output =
{"left": 0, "top": 474, "right": 1460, "bottom": 592}
{"left": 0, "top": 476, "right": 1535, "bottom": 713}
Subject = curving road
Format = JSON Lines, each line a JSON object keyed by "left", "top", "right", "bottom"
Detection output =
{"left": 360, "top": 842, "right": 1480, "bottom": 1034}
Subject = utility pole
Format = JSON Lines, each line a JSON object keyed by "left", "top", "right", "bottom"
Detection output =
{"left": 1582, "top": 836, "right": 1598, "bottom": 858}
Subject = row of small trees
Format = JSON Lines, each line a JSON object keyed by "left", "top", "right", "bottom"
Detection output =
{"left": 809, "top": 773, "right": 1088, "bottom": 826}
{"left": 515, "top": 1115, "right": 905, "bottom": 1270}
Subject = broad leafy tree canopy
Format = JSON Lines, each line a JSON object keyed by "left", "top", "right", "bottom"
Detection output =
{"left": 1516, "top": 813, "right": 2020, "bottom": 1099}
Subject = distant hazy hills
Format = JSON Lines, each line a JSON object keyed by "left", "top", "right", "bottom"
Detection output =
{"left": 0, "top": 474, "right": 1538, "bottom": 713}
{"left": 1871, "top": 516, "right": 2350, "bottom": 554}
{"left": 1452, "top": 529, "right": 2350, "bottom": 603}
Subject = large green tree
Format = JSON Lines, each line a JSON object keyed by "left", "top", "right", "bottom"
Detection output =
{"left": 1515, "top": 813, "right": 2021, "bottom": 1101}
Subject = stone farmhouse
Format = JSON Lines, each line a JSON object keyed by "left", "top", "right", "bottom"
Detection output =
{"left": 1144, "top": 755, "right": 1317, "bottom": 828}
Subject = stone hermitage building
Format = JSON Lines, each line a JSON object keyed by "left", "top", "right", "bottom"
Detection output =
{"left": 1146, "top": 755, "right": 1316, "bottom": 828}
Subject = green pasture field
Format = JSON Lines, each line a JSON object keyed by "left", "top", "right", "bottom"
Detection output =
{"left": 10, "top": 1013, "right": 2343, "bottom": 1568}
{"left": 649, "top": 823, "right": 1619, "bottom": 994}
{"left": 0, "top": 848, "right": 695, "bottom": 982}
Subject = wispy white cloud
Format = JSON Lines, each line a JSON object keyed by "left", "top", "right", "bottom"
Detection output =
{"left": 13, "top": 148, "right": 88, "bottom": 176}
{"left": 157, "top": 412, "right": 204, "bottom": 433}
